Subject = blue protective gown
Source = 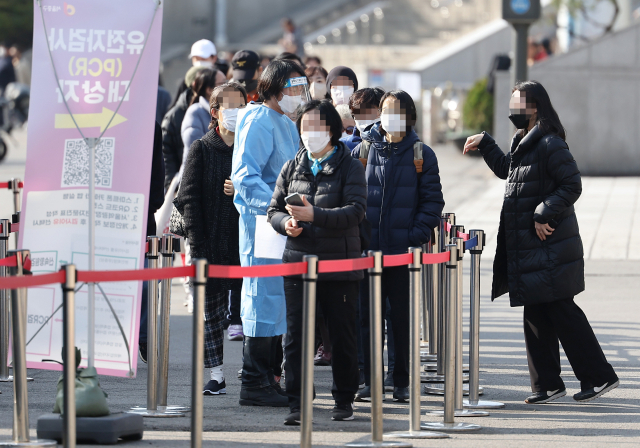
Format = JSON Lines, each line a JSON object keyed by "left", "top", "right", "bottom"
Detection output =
{"left": 231, "top": 103, "right": 299, "bottom": 337}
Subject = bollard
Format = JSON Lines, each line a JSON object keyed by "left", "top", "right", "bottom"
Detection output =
{"left": 345, "top": 251, "right": 412, "bottom": 448}
{"left": 0, "top": 250, "right": 56, "bottom": 447}
{"left": 423, "top": 245, "right": 480, "bottom": 433}
{"left": 130, "top": 236, "right": 183, "bottom": 417}
{"left": 62, "top": 265, "right": 77, "bottom": 448}
{"left": 190, "top": 259, "right": 207, "bottom": 448}
{"left": 436, "top": 213, "right": 454, "bottom": 377}
{"left": 464, "top": 230, "right": 505, "bottom": 410}
{"left": 384, "top": 248, "right": 448, "bottom": 441}
{"left": 300, "top": 255, "right": 318, "bottom": 448}
{"left": 156, "top": 234, "right": 189, "bottom": 413}
{"left": 0, "top": 219, "right": 11, "bottom": 382}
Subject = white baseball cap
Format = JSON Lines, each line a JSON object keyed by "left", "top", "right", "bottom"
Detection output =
{"left": 189, "top": 39, "right": 217, "bottom": 59}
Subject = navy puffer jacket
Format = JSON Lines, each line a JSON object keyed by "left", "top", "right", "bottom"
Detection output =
{"left": 351, "top": 124, "right": 444, "bottom": 254}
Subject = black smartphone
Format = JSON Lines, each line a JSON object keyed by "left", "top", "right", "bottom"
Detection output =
{"left": 285, "top": 193, "right": 304, "bottom": 206}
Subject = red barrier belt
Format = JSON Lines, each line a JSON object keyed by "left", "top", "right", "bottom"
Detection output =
{"left": 445, "top": 222, "right": 452, "bottom": 232}
{"left": 383, "top": 253, "right": 413, "bottom": 267}
{"left": 78, "top": 265, "right": 195, "bottom": 283}
{"left": 208, "top": 261, "right": 308, "bottom": 278}
{"left": 318, "top": 257, "right": 375, "bottom": 274}
{"left": 422, "top": 251, "right": 450, "bottom": 265}
{"left": 0, "top": 255, "right": 31, "bottom": 271}
{"left": 145, "top": 242, "right": 149, "bottom": 254}
{"left": 0, "top": 181, "right": 23, "bottom": 189}
{"left": 456, "top": 231, "right": 470, "bottom": 241}
{"left": 0, "top": 271, "right": 66, "bottom": 290}
{"left": 11, "top": 223, "right": 19, "bottom": 233}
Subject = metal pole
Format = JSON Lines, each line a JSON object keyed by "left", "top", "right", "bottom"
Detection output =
{"left": 62, "top": 264, "right": 77, "bottom": 448}
{"left": 436, "top": 213, "right": 454, "bottom": 378}
{"left": 215, "top": 0, "right": 228, "bottom": 46}
{"left": 346, "top": 252, "right": 411, "bottom": 447}
{"left": 190, "top": 259, "right": 207, "bottom": 448}
{"left": 464, "top": 230, "right": 504, "bottom": 410}
{"left": 157, "top": 234, "right": 172, "bottom": 408}
{"left": 0, "top": 219, "right": 10, "bottom": 382}
{"left": 10, "top": 179, "right": 21, "bottom": 249}
{"left": 0, "top": 250, "right": 57, "bottom": 447}
{"left": 420, "top": 243, "right": 429, "bottom": 350}
{"left": 423, "top": 245, "right": 480, "bottom": 433}
{"left": 86, "top": 138, "right": 98, "bottom": 368}
{"left": 384, "top": 248, "right": 448, "bottom": 441}
{"left": 511, "top": 23, "right": 530, "bottom": 86}
{"left": 428, "top": 227, "right": 439, "bottom": 357}
{"left": 300, "top": 255, "right": 318, "bottom": 448}
{"left": 130, "top": 237, "right": 183, "bottom": 417}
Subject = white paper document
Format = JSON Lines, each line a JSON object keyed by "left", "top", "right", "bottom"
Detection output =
{"left": 254, "top": 214, "right": 287, "bottom": 259}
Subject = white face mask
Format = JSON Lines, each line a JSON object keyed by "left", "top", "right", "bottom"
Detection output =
{"left": 278, "top": 94, "right": 303, "bottom": 114}
{"left": 221, "top": 108, "right": 239, "bottom": 132}
{"left": 302, "top": 131, "right": 331, "bottom": 154}
{"left": 355, "top": 117, "right": 380, "bottom": 133}
{"left": 309, "top": 82, "right": 327, "bottom": 100}
{"left": 381, "top": 113, "right": 406, "bottom": 136}
{"left": 330, "top": 86, "right": 354, "bottom": 105}
{"left": 193, "top": 60, "right": 213, "bottom": 68}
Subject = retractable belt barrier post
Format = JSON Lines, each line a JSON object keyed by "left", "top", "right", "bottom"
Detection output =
{"left": 421, "top": 227, "right": 439, "bottom": 363}
{"left": 190, "top": 259, "right": 207, "bottom": 448}
{"left": 464, "top": 230, "right": 505, "bottom": 410}
{"left": 62, "top": 264, "right": 77, "bottom": 448}
{"left": 130, "top": 236, "right": 184, "bottom": 417}
{"left": 9, "top": 179, "right": 22, "bottom": 249}
{"left": 157, "top": 234, "right": 189, "bottom": 413}
{"left": 423, "top": 245, "right": 480, "bottom": 433}
{"left": 0, "top": 250, "right": 56, "bottom": 448}
{"left": 384, "top": 247, "right": 448, "bottom": 441}
{"left": 420, "top": 243, "right": 429, "bottom": 352}
{"left": 300, "top": 255, "right": 318, "bottom": 448}
{"left": 0, "top": 219, "right": 11, "bottom": 382}
{"left": 346, "top": 251, "right": 411, "bottom": 448}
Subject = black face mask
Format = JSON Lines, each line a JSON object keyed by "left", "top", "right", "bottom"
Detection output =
{"left": 509, "top": 113, "right": 530, "bottom": 129}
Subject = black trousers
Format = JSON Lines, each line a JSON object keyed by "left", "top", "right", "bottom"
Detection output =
{"left": 241, "top": 335, "right": 280, "bottom": 390}
{"left": 284, "top": 278, "right": 359, "bottom": 409}
{"left": 524, "top": 297, "right": 617, "bottom": 392}
{"left": 360, "top": 266, "right": 410, "bottom": 388}
{"left": 227, "top": 289, "right": 242, "bottom": 325}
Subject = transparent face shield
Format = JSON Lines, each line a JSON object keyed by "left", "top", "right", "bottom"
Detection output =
{"left": 279, "top": 76, "right": 311, "bottom": 117}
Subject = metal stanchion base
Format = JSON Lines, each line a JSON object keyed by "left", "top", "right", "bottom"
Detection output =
{"left": 0, "top": 376, "right": 34, "bottom": 382}
{"left": 424, "top": 383, "right": 483, "bottom": 395}
{"left": 37, "top": 412, "right": 144, "bottom": 444}
{"left": 0, "top": 439, "right": 58, "bottom": 447}
{"left": 420, "top": 422, "right": 481, "bottom": 432}
{"left": 127, "top": 407, "right": 185, "bottom": 418}
{"left": 420, "top": 353, "right": 437, "bottom": 362}
{"left": 344, "top": 440, "right": 413, "bottom": 447}
{"left": 429, "top": 408, "right": 489, "bottom": 417}
{"left": 422, "top": 363, "right": 468, "bottom": 372}
{"left": 131, "top": 404, "right": 190, "bottom": 413}
{"left": 463, "top": 399, "right": 505, "bottom": 409}
{"left": 420, "top": 372, "right": 468, "bottom": 383}
{"left": 384, "top": 430, "right": 449, "bottom": 439}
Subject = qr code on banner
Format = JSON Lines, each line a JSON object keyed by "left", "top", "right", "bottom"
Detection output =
{"left": 61, "top": 138, "right": 115, "bottom": 188}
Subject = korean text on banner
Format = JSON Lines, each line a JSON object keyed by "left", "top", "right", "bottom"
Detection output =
{"left": 20, "top": 0, "right": 163, "bottom": 378}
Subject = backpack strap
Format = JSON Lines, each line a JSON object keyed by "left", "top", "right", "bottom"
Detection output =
{"left": 358, "top": 140, "right": 371, "bottom": 169}
{"left": 413, "top": 141, "right": 424, "bottom": 173}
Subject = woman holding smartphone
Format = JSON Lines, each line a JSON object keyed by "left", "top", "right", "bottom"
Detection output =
{"left": 268, "top": 99, "right": 367, "bottom": 425}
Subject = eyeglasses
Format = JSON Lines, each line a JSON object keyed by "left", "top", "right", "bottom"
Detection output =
{"left": 343, "top": 126, "right": 355, "bottom": 135}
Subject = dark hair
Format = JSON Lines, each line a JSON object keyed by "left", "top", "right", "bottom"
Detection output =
{"left": 190, "top": 68, "right": 219, "bottom": 106}
{"left": 349, "top": 87, "right": 385, "bottom": 114}
{"left": 295, "top": 100, "right": 343, "bottom": 148}
{"left": 208, "top": 81, "right": 248, "bottom": 130}
{"left": 513, "top": 80, "right": 565, "bottom": 140}
{"left": 274, "top": 51, "right": 305, "bottom": 68}
{"left": 379, "top": 89, "right": 417, "bottom": 133}
{"left": 258, "top": 59, "right": 307, "bottom": 101}
{"left": 304, "top": 56, "right": 322, "bottom": 66}
{"left": 304, "top": 65, "right": 328, "bottom": 80}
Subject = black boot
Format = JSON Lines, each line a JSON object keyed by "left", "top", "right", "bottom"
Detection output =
{"left": 239, "top": 386, "right": 288, "bottom": 407}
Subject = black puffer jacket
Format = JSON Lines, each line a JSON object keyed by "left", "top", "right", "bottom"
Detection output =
{"left": 268, "top": 142, "right": 367, "bottom": 282}
{"left": 161, "top": 89, "right": 193, "bottom": 191}
{"left": 479, "top": 126, "right": 584, "bottom": 307}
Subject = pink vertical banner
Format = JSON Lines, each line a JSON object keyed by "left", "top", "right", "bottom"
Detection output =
{"left": 20, "top": 0, "right": 163, "bottom": 377}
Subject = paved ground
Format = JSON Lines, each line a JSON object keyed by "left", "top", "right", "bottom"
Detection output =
{"left": 0, "top": 127, "right": 639, "bottom": 446}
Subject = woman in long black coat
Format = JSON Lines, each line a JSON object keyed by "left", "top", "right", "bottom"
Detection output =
{"left": 463, "top": 81, "right": 618, "bottom": 404}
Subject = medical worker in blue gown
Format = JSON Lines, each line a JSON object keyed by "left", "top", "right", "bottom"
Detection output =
{"left": 232, "top": 59, "right": 310, "bottom": 407}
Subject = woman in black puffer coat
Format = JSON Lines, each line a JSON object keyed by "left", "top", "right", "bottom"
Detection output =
{"left": 464, "top": 81, "right": 618, "bottom": 405}
{"left": 268, "top": 100, "right": 366, "bottom": 424}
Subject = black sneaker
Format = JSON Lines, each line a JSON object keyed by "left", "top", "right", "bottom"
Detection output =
{"left": 358, "top": 369, "right": 365, "bottom": 389}
{"left": 384, "top": 372, "right": 394, "bottom": 392}
{"left": 284, "top": 409, "right": 301, "bottom": 426}
{"left": 239, "top": 386, "right": 289, "bottom": 407}
{"left": 332, "top": 402, "right": 354, "bottom": 421}
{"left": 573, "top": 379, "right": 619, "bottom": 402}
{"left": 525, "top": 388, "right": 566, "bottom": 404}
{"left": 393, "top": 386, "right": 409, "bottom": 402}
{"left": 138, "top": 342, "right": 147, "bottom": 364}
{"left": 271, "top": 382, "right": 288, "bottom": 397}
{"left": 355, "top": 385, "right": 371, "bottom": 402}
{"left": 203, "top": 379, "right": 226, "bottom": 395}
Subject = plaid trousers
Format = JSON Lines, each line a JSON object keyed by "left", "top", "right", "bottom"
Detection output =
{"left": 204, "top": 291, "right": 227, "bottom": 368}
